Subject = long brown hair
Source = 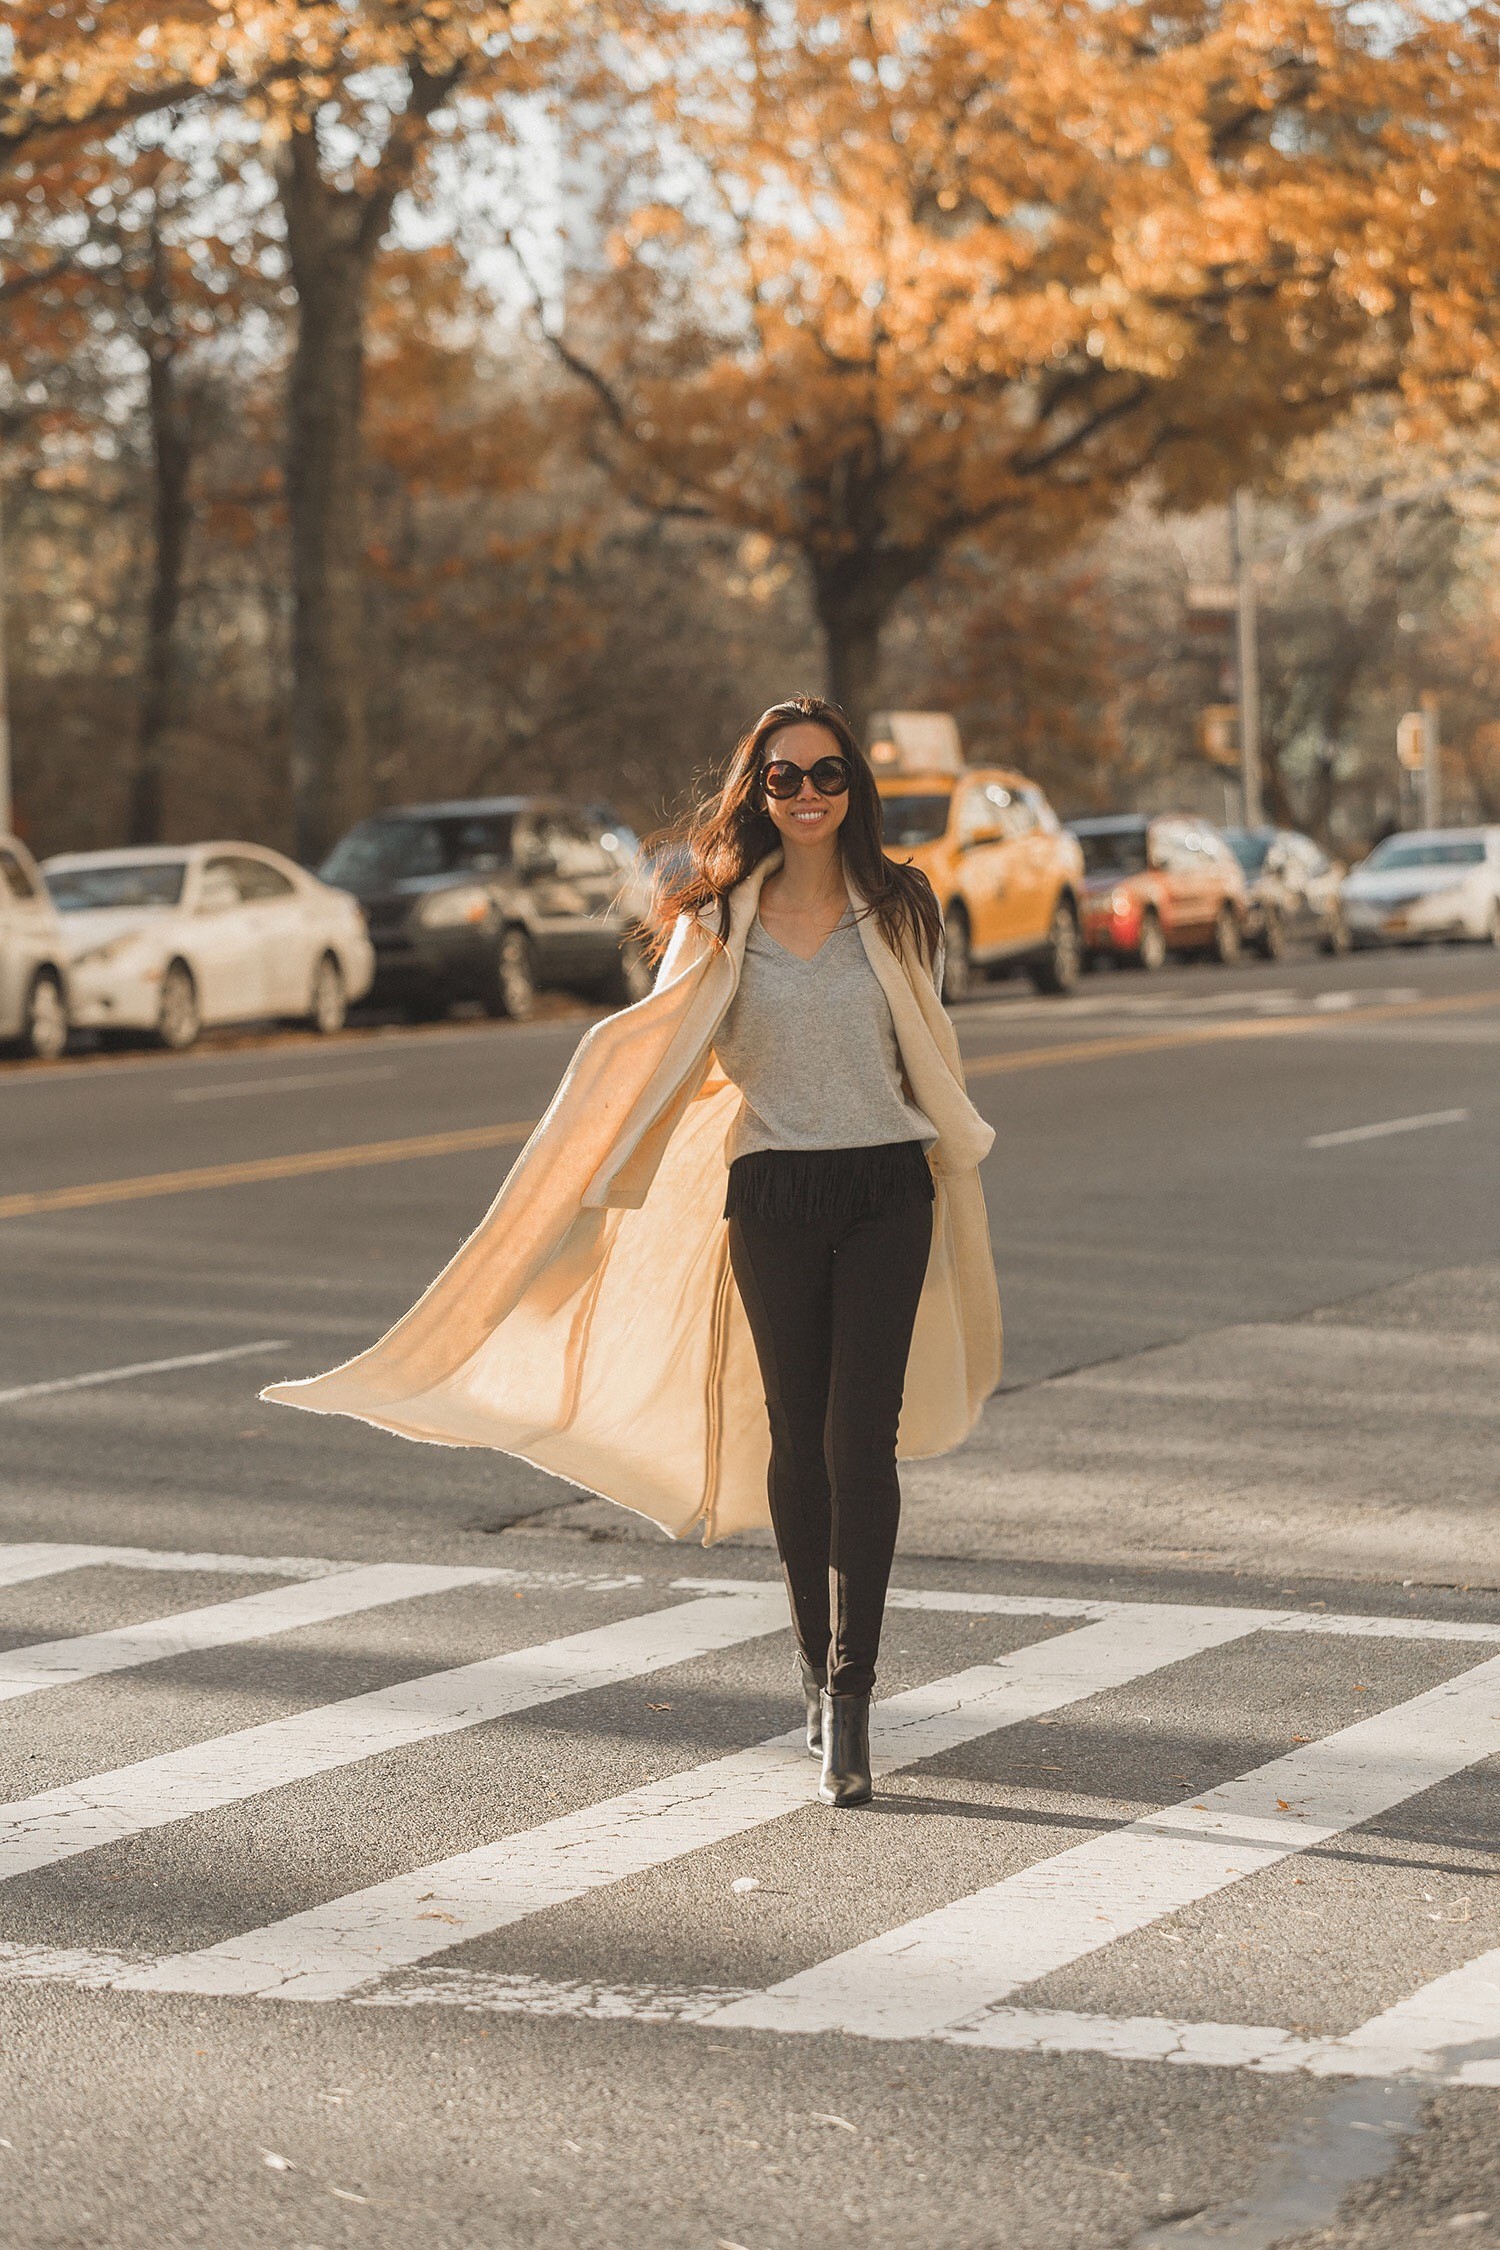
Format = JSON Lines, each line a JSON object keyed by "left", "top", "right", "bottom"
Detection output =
{"left": 647, "top": 695, "right": 942, "bottom": 964}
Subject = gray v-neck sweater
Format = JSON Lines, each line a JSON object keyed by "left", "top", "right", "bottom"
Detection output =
{"left": 714, "top": 906, "right": 936, "bottom": 1163}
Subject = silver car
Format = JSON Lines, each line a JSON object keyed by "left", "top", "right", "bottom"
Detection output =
{"left": 1341, "top": 827, "right": 1500, "bottom": 948}
{"left": 0, "top": 832, "right": 70, "bottom": 1060}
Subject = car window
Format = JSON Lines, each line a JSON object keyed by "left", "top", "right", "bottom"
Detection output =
{"left": 200, "top": 859, "right": 247, "bottom": 910}
{"left": 231, "top": 856, "right": 296, "bottom": 901}
{"left": 1072, "top": 827, "right": 1149, "bottom": 878}
{"left": 1362, "top": 836, "right": 1486, "bottom": 871}
{"left": 0, "top": 848, "right": 38, "bottom": 902}
{"left": 990, "top": 785, "right": 1037, "bottom": 839}
{"left": 956, "top": 785, "right": 1009, "bottom": 843}
{"left": 444, "top": 816, "right": 514, "bottom": 874}
{"left": 45, "top": 861, "right": 187, "bottom": 910}
{"left": 1022, "top": 786, "right": 1060, "bottom": 834}
{"left": 320, "top": 819, "right": 445, "bottom": 888}
{"left": 879, "top": 792, "right": 952, "bottom": 847}
{"left": 546, "top": 814, "right": 611, "bottom": 879}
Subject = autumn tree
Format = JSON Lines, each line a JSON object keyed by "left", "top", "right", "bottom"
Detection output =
{"left": 541, "top": 0, "right": 1500, "bottom": 738}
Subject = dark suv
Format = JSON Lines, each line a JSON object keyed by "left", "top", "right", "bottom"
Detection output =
{"left": 320, "top": 798, "right": 653, "bottom": 1021}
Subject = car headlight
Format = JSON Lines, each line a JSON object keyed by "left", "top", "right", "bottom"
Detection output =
{"left": 418, "top": 885, "right": 494, "bottom": 929}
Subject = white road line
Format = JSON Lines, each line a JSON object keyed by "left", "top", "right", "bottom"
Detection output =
{"left": 128, "top": 1603, "right": 1265, "bottom": 2002}
{"left": 0, "top": 1338, "right": 290, "bottom": 1406}
{"left": 0, "top": 1544, "right": 123, "bottom": 1589}
{"left": 0, "top": 1542, "right": 646, "bottom": 1589}
{"left": 1314, "top": 1945, "right": 1500, "bottom": 2086}
{"left": 676, "top": 1580, "right": 1500, "bottom": 1645}
{"left": 1305, "top": 1107, "right": 1469, "bottom": 1149}
{"left": 171, "top": 1068, "right": 398, "bottom": 1103}
{"left": 0, "top": 1564, "right": 491, "bottom": 1704}
{"left": 0, "top": 1588, "right": 785, "bottom": 1889}
{"left": 713, "top": 1649, "right": 1500, "bottom": 2043}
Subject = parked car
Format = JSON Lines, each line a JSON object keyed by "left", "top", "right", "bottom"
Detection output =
{"left": 1222, "top": 826, "right": 1350, "bottom": 957}
{"left": 42, "top": 843, "right": 375, "bottom": 1050}
{"left": 1068, "top": 815, "right": 1249, "bottom": 969}
{"left": 876, "top": 768, "right": 1085, "bottom": 998}
{"left": 0, "top": 832, "right": 70, "bottom": 1060}
{"left": 319, "top": 797, "right": 653, "bottom": 1021}
{"left": 1340, "top": 827, "right": 1500, "bottom": 948}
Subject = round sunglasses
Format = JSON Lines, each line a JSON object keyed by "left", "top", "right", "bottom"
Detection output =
{"left": 761, "top": 754, "right": 853, "bottom": 800}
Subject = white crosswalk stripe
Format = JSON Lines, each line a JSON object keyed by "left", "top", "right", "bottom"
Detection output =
{"left": 711, "top": 1651, "right": 1500, "bottom": 2042}
{"left": 0, "top": 1564, "right": 492, "bottom": 1703}
{"left": 0, "top": 1586, "right": 785, "bottom": 1884}
{"left": 130, "top": 1600, "right": 1257, "bottom": 2001}
{"left": 2, "top": 1541, "right": 1499, "bottom": 2093}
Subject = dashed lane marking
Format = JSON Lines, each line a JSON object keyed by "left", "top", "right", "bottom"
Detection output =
{"left": 1306, "top": 1107, "right": 1470, "bottom": 1149}
{"left": 0, "top": 1338, "right": 290, "bottom": 1406}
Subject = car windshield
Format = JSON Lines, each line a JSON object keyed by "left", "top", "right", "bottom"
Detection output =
{"left": 321, "top": 814, "right": 515, "bottom": 889}
{"left": 880, "top": 793, "right": 952, "bottom": 847}
{"left": 1073, "top": 828, "right": 1149, "bottom": 878}
{"left": 1224, "top": 831, "right": 1273, "bottom": 876}
{"left": 1362, "top": 836, "right": 1486, "bottom": 871}
{"left": 46, "top": 862, "right": 185, "bottom": 910}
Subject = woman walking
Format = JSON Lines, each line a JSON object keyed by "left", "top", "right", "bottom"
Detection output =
{"left": 264, "top": 696, "right": 1000, "bottom": 1809}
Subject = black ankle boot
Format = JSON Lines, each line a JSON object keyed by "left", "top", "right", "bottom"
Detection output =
{"left": 800, "top": 1662, "right": 826, "bottom": 1757}
{"left": 818, "top": 1690, "right": 872, "bottom": 1807}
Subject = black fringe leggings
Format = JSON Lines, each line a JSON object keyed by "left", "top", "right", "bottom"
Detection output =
{"left": 726, "top": 1140, "right": 934, "bottom": 1698}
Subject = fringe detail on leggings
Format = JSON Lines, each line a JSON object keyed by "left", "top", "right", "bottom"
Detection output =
{"left": 724, "top": 1139, "right": 935, "bottom": 1227}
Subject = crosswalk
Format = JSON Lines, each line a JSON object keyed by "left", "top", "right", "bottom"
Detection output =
{"left": 2, "top": 1540, "right": 1498, "bottom": 2090}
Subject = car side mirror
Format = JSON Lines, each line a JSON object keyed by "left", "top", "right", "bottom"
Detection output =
{"left": 961, "top": 824, "right": 1005, "bottom": 851}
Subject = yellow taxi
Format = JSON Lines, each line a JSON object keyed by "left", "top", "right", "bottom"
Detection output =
{"left": 875, "top": 763, "right": 1086, "bottom": 999}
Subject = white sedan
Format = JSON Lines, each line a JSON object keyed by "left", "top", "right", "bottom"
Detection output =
{"left": 42, "top": 843, "right": 375, "bottom": 1049}
{"left": 1341, "top": 827, "right": 1500, "bottom": 948}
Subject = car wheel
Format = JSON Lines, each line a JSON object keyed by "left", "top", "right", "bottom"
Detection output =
{"left": 1210, "top": 905, "right": 1242, "bottom": 966}
{"left": 484, "top": 925, "right": 538, "bottom": 1021}
{"left": 156, "top": 960, "right": 201, "bottom": 1051}
{"left": 307, "top": 953, "right": 347, "bottom": 1035}
{"left": 18, "top": 971, "right": 68, "bottom": 1062}
{"left": 597, "top": 931, "right": 654, "bottom": 1007}
{"left": 1255, "top": 907, "right": 1285, "bottom": 961}
{"left": 1032, "top": 900, "right": 1081, "bottom": 995}
{"left": 942, "top": 906, "right": 974, "bottom": 1003}
{"left": 1320, "top": 908, "right": 1351, "bottom": 956}
{"left": 1133, "top": 909, "right": 1167, "bottom": 972}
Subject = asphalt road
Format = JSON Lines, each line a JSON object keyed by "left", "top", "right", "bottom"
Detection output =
{"left": 1, "top": 938, "right": 1498, "bottom": 2250}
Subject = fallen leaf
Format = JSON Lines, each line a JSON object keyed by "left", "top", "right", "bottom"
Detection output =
{"left": 416, "top": 1912, "right": 460, "bottom": 1925}
{"left": 1276, "top": 1799, "right": 1291, "bottom": 1812}
{"left": 260, "top": 2150, "right": 293, "bottom": 2172}
{"left": 328, "top": 2186, "right": 367, "bottom": 2204}
{"left": 647, "top": 1702, "right": 672, "bottom": 1712}
{"left": 730, "top": 1876, "right": 761, "bottom": 1894}
{"left": 811, "top": 2113, "right": 858, "bottom": 2132}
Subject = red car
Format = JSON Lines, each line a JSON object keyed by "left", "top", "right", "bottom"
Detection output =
{"left": 1067, "top": 814, "right": 1249, "bottom": 969}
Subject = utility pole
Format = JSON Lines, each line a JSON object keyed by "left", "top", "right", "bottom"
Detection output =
{"left": 1420, "top": 690, "right": 1442, "bottom": 831}
{"left": 1230, "top": 488, "right": 1264, "bottom": 827}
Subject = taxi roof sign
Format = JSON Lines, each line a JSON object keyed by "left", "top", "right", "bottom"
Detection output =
{"left": 867, "top": 711, "right": 964, "bottom": 776}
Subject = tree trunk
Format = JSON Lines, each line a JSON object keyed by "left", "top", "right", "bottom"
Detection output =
{"left": 812, "top": 566, "right": 896, "bottom": 744}
{"left": 279, "top": 125, "right": 376, "bottom": 865}
{"left": 129, "top": 224, "right": 192, "bottom": 846}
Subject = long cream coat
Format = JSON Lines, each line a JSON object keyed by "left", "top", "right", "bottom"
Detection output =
{"left": 263, "top": 854, "right": 1001, "bottom": 1542}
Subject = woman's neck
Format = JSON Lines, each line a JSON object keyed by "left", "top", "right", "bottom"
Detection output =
{"left": 771, "top": 838, "right": 844, "bottom": 908}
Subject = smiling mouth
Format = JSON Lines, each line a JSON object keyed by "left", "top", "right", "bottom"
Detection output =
{"left": 789, "top": 805, "right": 827, "bottom": 822}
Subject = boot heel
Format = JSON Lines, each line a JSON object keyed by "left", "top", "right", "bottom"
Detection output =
{"left": 818, "top": 1690, "right": 872, "bottom": 1807}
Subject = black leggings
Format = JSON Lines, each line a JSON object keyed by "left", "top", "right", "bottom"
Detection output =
{"left": 727, "top": 1152, "right": 933, "bottom": 1698}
